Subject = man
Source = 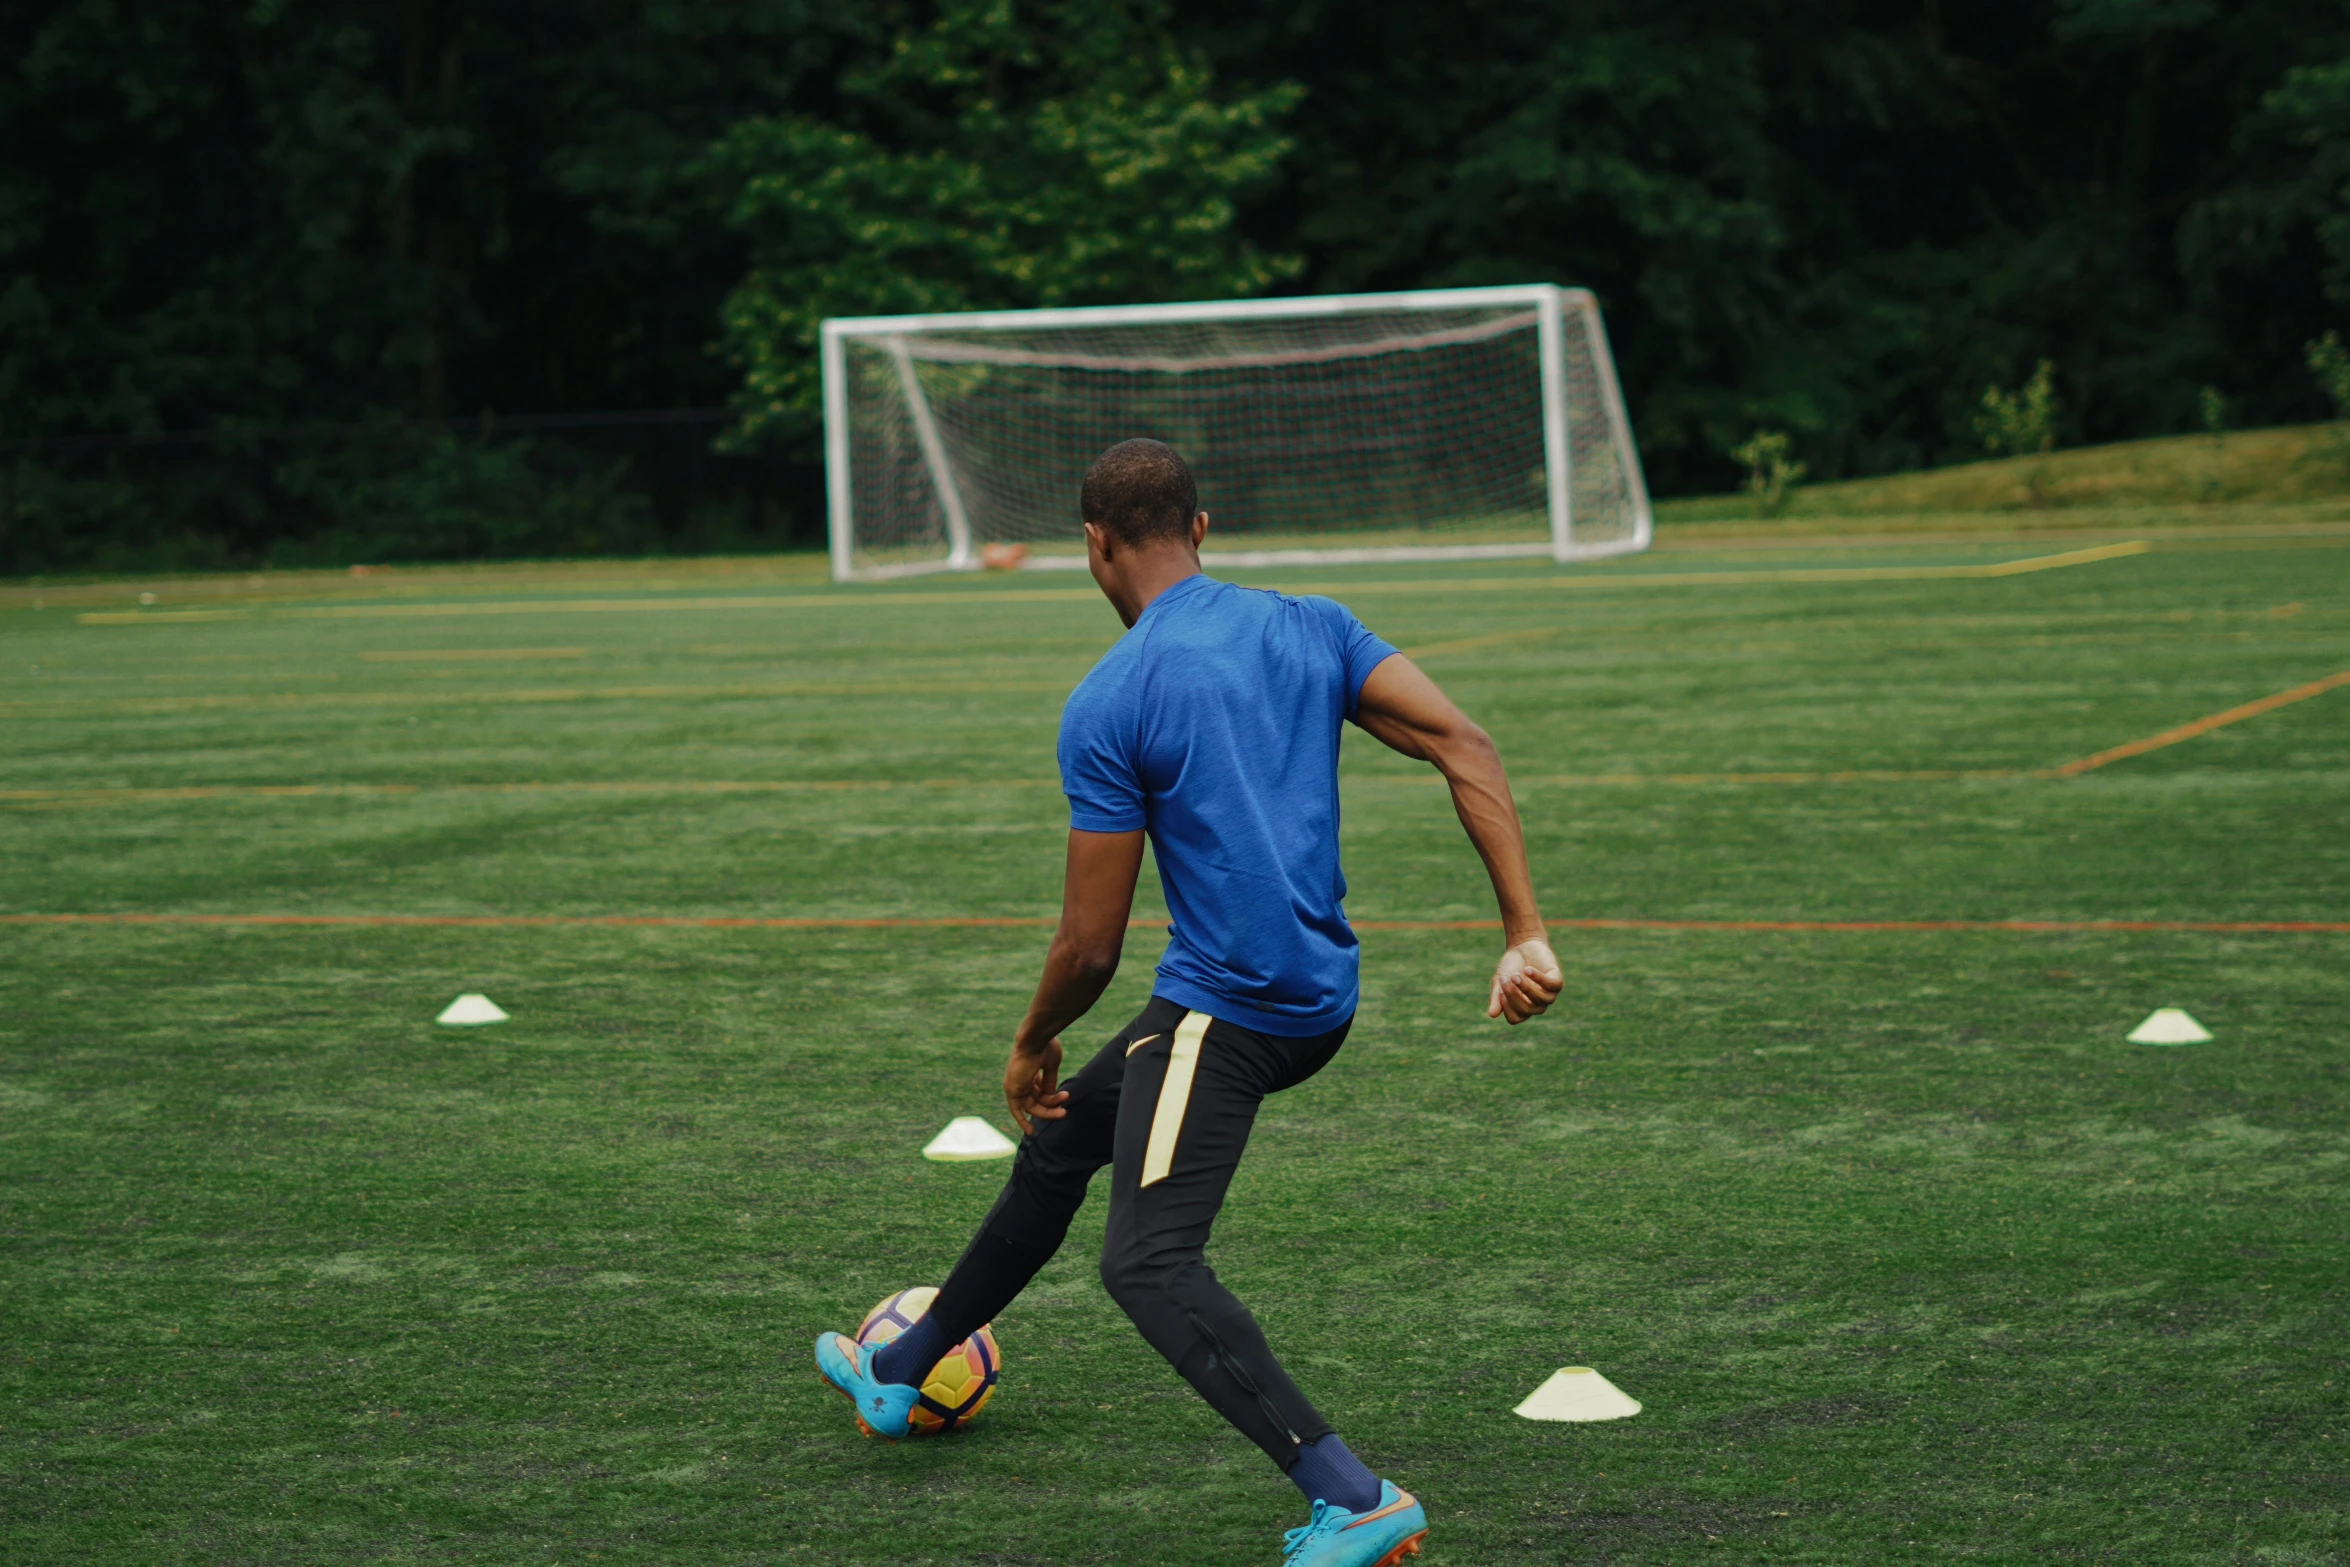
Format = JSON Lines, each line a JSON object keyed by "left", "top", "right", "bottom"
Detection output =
{"left": 818, "top": 438, "right": 1562, "bottom": 1567}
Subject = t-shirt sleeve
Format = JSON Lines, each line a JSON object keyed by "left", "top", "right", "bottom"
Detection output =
{"left": 1057, "top": 676, "right": 1147, "bottom": 833}
{"left": 1312, "top": 597, "right": 1400, "bottom": 718}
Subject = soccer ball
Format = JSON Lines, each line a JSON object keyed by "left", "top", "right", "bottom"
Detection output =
{"left": 857, "top": 1286, "right": 1000, "bottom": 1435}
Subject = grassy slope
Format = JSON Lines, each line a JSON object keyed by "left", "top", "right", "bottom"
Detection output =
{"left": 2, "top": 527, "right": 2346, "bottom": 1565}
{"left": 1659, "top": 423, "right": 2350, "bottom": 528}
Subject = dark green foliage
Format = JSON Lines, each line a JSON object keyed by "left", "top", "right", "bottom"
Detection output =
{"left": 713, "top": 0, "right": 1296, "bottom": 446}
{"left": 2, "top": 529, "right": 2346, "bottom": 1561}
{"left": 2305, "top": 330, "right": 2350, "bottom": 419}
{"left": 10, "top": 2, "right": 2350, "bottom": 569}
{"left": 0, "top": 1, "right": 847, "bottom": 571}
{"left": 1191, "top": 0, "right": 2350, "bottom": 488}
{"left": 1976, "top": 360, "right": 2062, "bottom": 459}
{"left": 5, "top": 432, "right": 682, "bottom": 575}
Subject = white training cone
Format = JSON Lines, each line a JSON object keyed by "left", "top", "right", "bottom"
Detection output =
{"left": 2127, "top": 1008, "right": 2210, "bottom": 1046}
{"left": 923, "top": 1116, "right": 1018, "bottom": 1162}
{"left": 436, "top": 994, "right": 509, "bottom": 1026}
{"left": 1514, "top": 1366, "right": 1642, "bottom": 1422}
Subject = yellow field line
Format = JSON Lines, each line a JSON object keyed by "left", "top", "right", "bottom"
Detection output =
{"left": 1356, "top": 769, "right": 2035, "bottom": 787}
{"left": 5, "top": 784, "right": 407, "bottom": 805}
{"left": 0, "top": 678, "right": 1069, "bottom": 720}
{"left": 0, "top": 779, "right": 1060, "bottom": 807}
{"left": 17, "top": 521, "right": 2348, "bottom": 614}
{"left": 68, "top": 541, "right": 2154, "bottom": 625}
{"left": 1400, "top": 628, "right": 1564, "bottom": 659}
{"left": 361, "top": 647, "right": 587, "bottom": 662}
{"left": 69, "top": 609, "right": 248, "bottom": 624}
{"left": 1540, "top": 769, "right": 2026, "bottom": 786}
{"left": 1975, "top": 539, "right": 2154, "bottom": 575}
{"left": 2052, "top": 669, "right": 2350, "bottom": 776}
{"left": 72, "top": 590, "right": 1088, "bottom": 624}
{"left": 1305, "top": 540, "right": 2151, "bottom": 596}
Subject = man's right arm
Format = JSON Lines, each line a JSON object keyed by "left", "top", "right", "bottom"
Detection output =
{"left": 1004, "top": 827, "right": 1146, "bottom": 1133}
{"left": 1351, "top": 652, "right": 1563, "bottom": 1024}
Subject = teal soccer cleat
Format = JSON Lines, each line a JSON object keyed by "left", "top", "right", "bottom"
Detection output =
{"left": 814, "top": 1330, "right": 921, "bottom": 1441}
{"left": 1281, "top": 1481, "right": 1428, "bottom": 1566}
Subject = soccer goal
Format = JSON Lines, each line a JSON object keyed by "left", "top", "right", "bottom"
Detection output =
{"left": 820, "top": 284, "right": 1652, "bottom": 581}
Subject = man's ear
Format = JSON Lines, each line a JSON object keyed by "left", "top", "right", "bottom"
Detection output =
{"left": 1190, "top": 511, "right": 1210, "bottom": 549}
{"left": 1083, "top": 520, "right": 1112, "bottom": 559}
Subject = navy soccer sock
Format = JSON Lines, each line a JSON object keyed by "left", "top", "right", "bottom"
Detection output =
{"left": 868, "top": 1314, "right": 950, "bottom": 1388}
{"left": 1286, "top": 1433, "right": 1383, "bottom": 1515}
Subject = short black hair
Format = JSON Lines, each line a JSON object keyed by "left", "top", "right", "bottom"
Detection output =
{"left": 1081, "top": 439, "right": 1197, "bottom": 547}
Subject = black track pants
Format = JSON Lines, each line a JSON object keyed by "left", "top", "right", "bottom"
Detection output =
{"left": 927, "top": 995, "right": 1351, "bottom": 1469}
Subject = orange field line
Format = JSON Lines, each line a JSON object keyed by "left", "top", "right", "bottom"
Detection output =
{"left": 2, "top": 913, "right": 2341, "bottom": 934}
{"left": 2051, "top": 668, "right": 2350, "bottom": 776}
{"left": 0, "top": 773, "right": 2028, "bottom": 806}
{"left": 3, "top": 743, "right": 2329, "bottom": 806}
{"left": 1525, "top": 917, "right": 2350, "bottom": 933}
{"left": 0, "top": 912, "right": 1054, "bottom": 930}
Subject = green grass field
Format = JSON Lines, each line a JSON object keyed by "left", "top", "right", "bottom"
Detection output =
{"left": 4, "top": 520, "right": 2347, "bottom": 1565}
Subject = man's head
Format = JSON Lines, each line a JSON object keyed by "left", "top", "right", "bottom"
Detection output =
{"left": 1079, "top": 438, "right": 1209, "bottom": 625}
{"left": 1081, "top": 438, "right": 1199, "bottom": 547}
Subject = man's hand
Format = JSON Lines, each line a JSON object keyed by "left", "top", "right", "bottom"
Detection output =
{"left": 1355, "top": 655, "right": 1559, "bottom": 1025}
{"left": 1003, "top": 829, "right": 1143, "bottom": 1135}
{"left": 1488, "top": 937, "right": 1563, "bottom": 1024}
{"left": 1004, "top": 1035, "right": 1070, "bottom": 1136}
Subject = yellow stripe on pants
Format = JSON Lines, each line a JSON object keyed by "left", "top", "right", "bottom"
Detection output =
{"left": 1139, "top": 1011, "right": 1211, "bottom": 1188}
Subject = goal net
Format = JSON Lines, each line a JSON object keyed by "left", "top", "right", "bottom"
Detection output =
{"left": 820, "top": 285, "right": 1651, "bottom": 581}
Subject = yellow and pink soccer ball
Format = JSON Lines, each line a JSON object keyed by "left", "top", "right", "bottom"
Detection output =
{"left": 857, "top": 1286, "right": 1000, "bottom": 1435}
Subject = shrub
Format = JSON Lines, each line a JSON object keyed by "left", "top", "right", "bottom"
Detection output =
{"left": 1729, "top": 430, "right": 1808, "bottom": 515}
{"left": 2305, "top": 331, "right": 2350, "bottom": 420}
{"left": 1975, "top": 359, "right": 2060, "bottom": 458}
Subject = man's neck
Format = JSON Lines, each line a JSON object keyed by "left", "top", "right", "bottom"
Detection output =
{"left": 1113, "top": 548, "right": 1203, "bottom": 627}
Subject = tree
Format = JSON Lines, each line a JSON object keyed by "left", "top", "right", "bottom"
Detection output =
{"left": 1183, "top": 0, "right": 1801, "bottom": 492}
{"left": 2182, "top": 43, "right": 2350, "bottom": 423}
{"left": 710, "top": 0, "right": 1297, "bottom": 447}
{"left": 1975, "top": 360, "right": 2061, "bottom": 458}
{"left": 11, "top": 0, "right": 2350, "bottom": 572}
{"left": 1184, "top": 0, "right": 2350, "bottom": 489}
{"left": 0, "top": 1, "right": 853, "bottom": 571}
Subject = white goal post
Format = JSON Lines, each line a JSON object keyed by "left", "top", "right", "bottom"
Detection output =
{"left": 820, "top": 284, "right": 1652, "bottom": 581}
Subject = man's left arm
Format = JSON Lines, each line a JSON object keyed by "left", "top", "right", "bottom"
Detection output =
{"left": 1351, "top": 652, "right": 1564, "bottom": 1024}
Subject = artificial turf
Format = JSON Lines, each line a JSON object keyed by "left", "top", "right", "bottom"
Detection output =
{"left": 2, "top": 522, "right": 2346, "bottom": 1564}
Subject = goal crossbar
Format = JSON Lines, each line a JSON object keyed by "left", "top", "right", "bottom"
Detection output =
{"left": 822, "top": 284, "right": 1651, "bottom": 580}
{"left": 875, "top": 311, "right": 1540, "bottom": 375}
{"left": 829, "top": 283, "right": 1574, "bottom": 335}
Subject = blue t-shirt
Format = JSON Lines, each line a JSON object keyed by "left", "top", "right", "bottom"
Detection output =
{"left": 1058, "top": 573, "right": 1399, "bottom": 1036}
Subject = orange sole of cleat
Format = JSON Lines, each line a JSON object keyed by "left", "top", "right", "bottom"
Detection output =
{"left": 822, "top": 1361, "right": 896, "bottom": 1443}
{"left": 1371, "top": 1534, "right": 1427, "bottom": 1567}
